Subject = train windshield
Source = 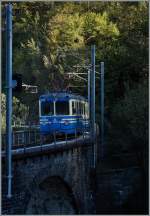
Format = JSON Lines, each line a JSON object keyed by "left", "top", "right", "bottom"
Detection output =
{"left": 41, "top": 101, "right": 54, "bottom": 116}
{"left": 56, "top": 101, "right": 69, "bottom": 115}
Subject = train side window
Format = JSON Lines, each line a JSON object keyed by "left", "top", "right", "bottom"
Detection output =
{"left": 81, "top": 102, "right": 82, "bottom": 115}
{"left": 85, "top": 103, "right": 87, "bottom": 116}
{"left": 83, "top": 103, "right": 85, "bottom": 116}
{"left": 85, "top": 103, "right": 87, "bottom": 118}
{"left": 77, "top": 101, "right": 80, "bottom": 115}
{"left": 72, "top": 101, "right": 76, "bottom": 115}
{"left": 82, "top": 103, "right": 84, "bottom": 115}
{"left": 75, "top": 101, "right": 77, "bottom": 115}
{"left": 86, "top": 102, "right": 89, "bottom": 118}
{"left": 41, "top": 101, "right": 54, "bottom": 116}
{"left": 76, "top": 101, "right": 79, "bottom": 115}
{"left": 79, "top": 102, "right": 82, "bottom": 115}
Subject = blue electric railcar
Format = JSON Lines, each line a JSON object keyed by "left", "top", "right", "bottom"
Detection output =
{"left": 39, "top": 92, "right": 89, "bottom": 135}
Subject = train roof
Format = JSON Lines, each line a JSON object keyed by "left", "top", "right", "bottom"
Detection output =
{"left": 39, "top": 92, "right": 88, "bottom": 102}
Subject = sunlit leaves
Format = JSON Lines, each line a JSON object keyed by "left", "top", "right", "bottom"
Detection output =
{"left": 48, "top": 13, "right": 84, "bottom": 49}
{"left": 82, "top": 12, "right": 119, "bottom": 42}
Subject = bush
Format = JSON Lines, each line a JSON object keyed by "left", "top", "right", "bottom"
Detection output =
{"left": 108, "top": 81, "right": 148, "bottom": 154}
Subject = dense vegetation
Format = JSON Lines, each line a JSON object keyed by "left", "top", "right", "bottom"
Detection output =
{"left": 1, "top": 2, "right": 148, "bottom": 213}
{"left": 2, "top": 2, "right": 148, "bottom": 153}
{"left": 1, "top": 93, "right": 29, "bottom": 132}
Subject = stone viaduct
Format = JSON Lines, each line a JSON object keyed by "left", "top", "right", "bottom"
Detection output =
{"left": 2, "top": 137, "right": 96, "bottom": 214}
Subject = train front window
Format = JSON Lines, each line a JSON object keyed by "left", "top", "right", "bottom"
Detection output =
{"left": 41, "top": 101, "right": 54, "bottom": 116}
{"left": 56, "top": 101, "right": 69, "bottom": 115}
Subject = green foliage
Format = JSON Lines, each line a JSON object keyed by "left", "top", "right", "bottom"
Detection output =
{"left": 1, "top": 93, "right": 29, "bottom": 132}
{"left": 1, "top": 2, "right": 148, "bottom": 140}
{"left": 82, "top": 12, "right": 119, "bottom": 43}
{"left": 109, "top": 81, "right": 148, "bottom": 153}
{"left": 113, "top": 81, "right": 148, "bottom": 140}
{"left": 3, "top": 1, "right": 120, "bottom": 94}
{"left": 49, "top": 13, "right": 84, "bottom": 48}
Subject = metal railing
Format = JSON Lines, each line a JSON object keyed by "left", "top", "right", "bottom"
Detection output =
{"left": 2, "top": 130, "right": 41, "bottom": 150}
{"left": 2, "top": 125, "right": 92, "bottom": 151}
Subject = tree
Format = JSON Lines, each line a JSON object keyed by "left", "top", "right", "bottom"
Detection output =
{"left": 110, "top": 80, "right": 148, "bottom": 153}
{"left": 1, "top": 93, "right": 29, "bottom": 132}
{"left": 1, "top": 1, "right": 148, "bottom": 123}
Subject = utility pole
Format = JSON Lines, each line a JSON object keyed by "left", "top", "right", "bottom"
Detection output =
{"left": 91, "top": 45, "right": 96, "bottom": 168}
{"left": 6, "top": 3, "right": 12, "bottom": 198}
{"left": 100, "top": 62, "right": 104, "bottom": 160}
